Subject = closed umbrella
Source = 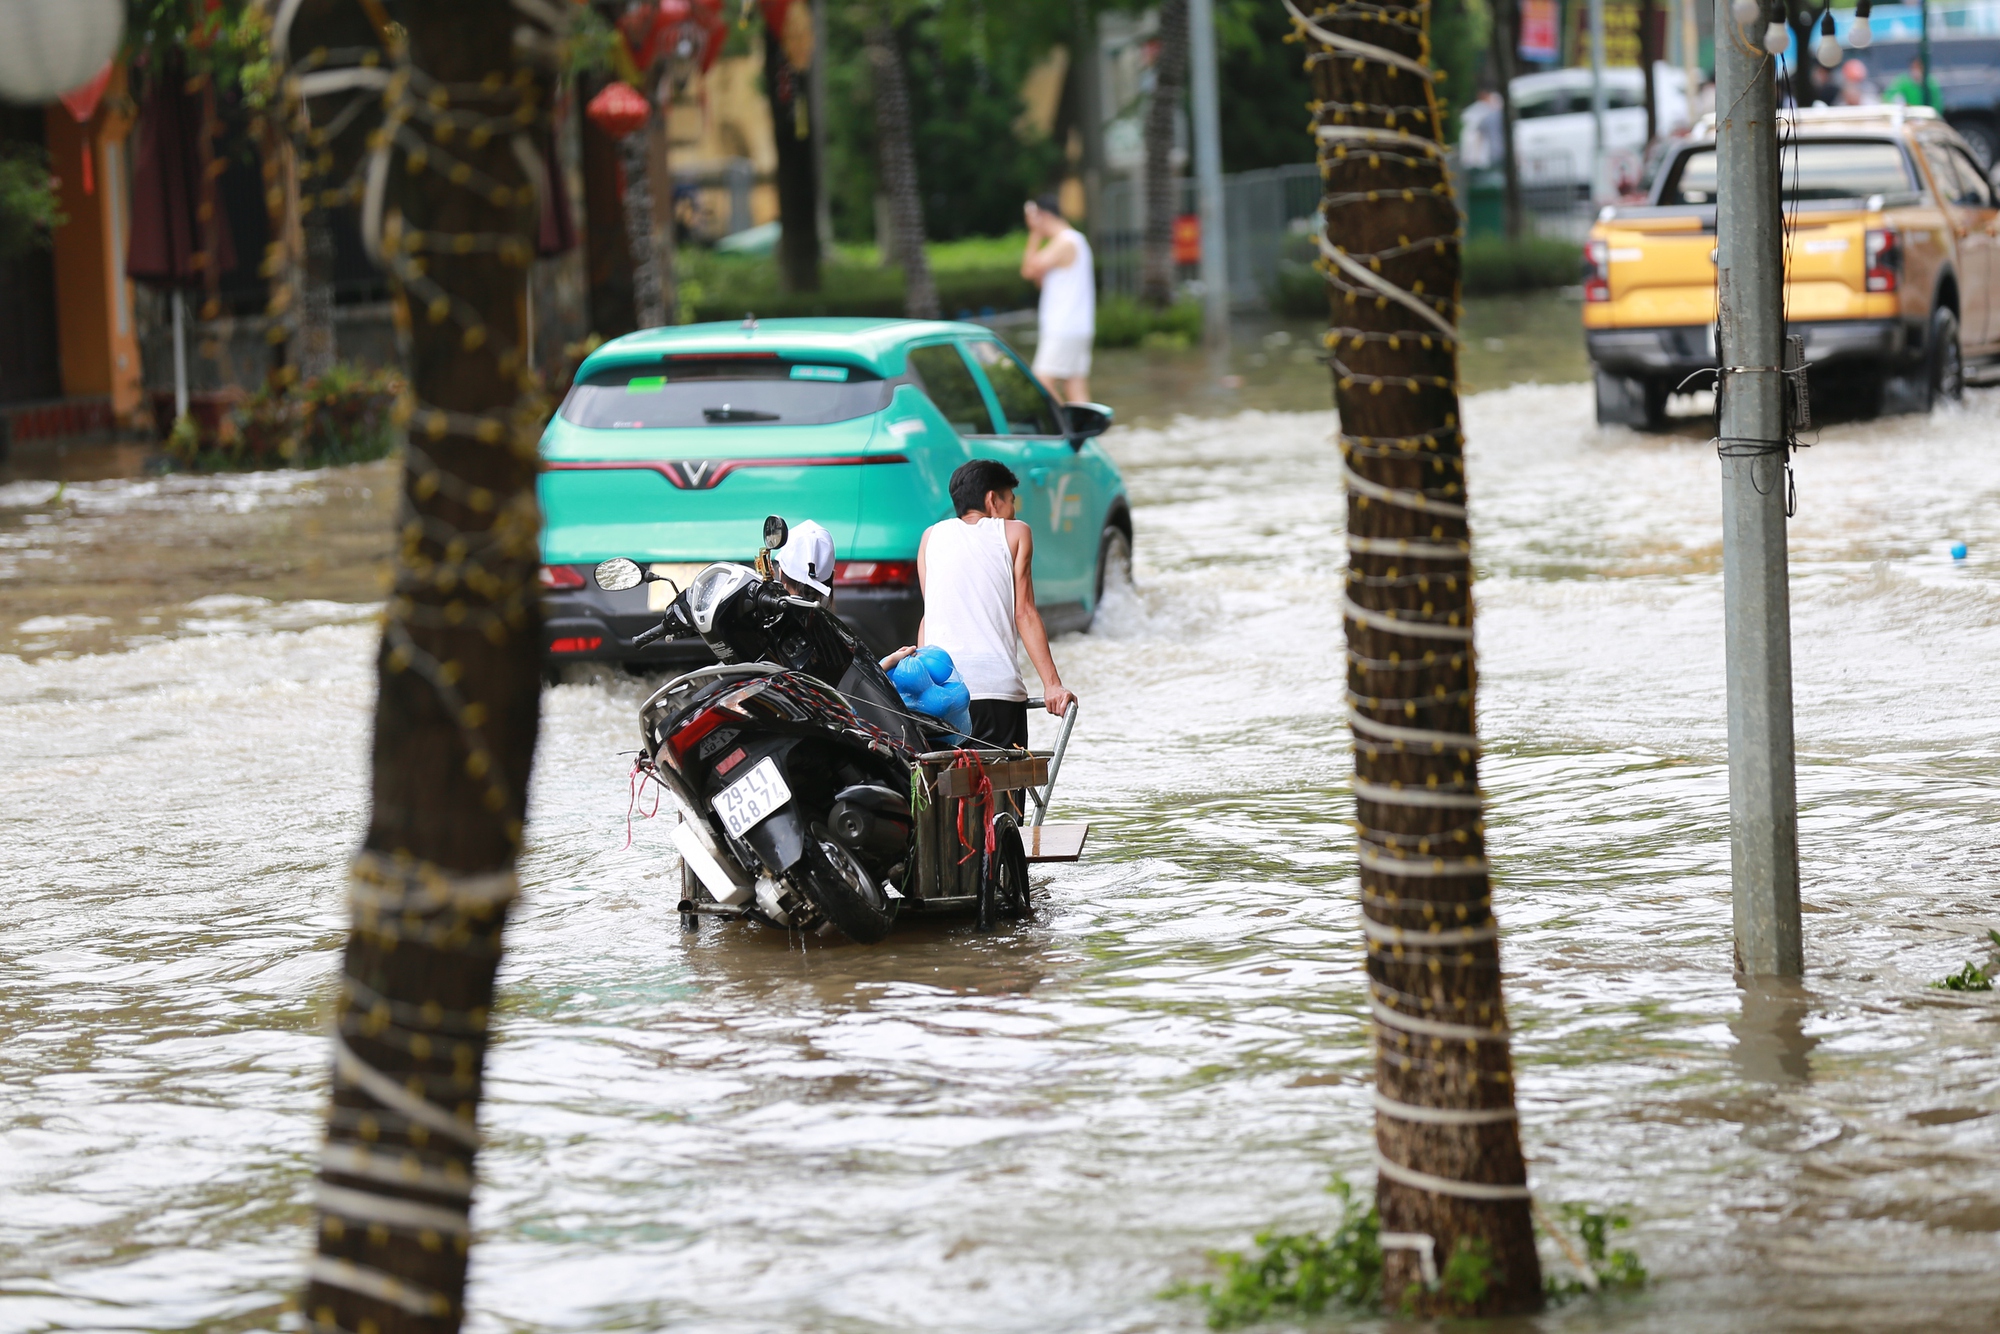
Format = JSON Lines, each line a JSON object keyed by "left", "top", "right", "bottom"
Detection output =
{"left": 127, "top": 54, "right": 234, "bottom": 426}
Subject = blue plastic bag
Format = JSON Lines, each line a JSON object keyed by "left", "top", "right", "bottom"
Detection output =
{"left": 890, "top": 647, "right": 973, "bottom": 739}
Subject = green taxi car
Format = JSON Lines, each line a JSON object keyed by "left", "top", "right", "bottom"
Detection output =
{"left": 538, "top": 317, "right": 1130, "bottom": 666}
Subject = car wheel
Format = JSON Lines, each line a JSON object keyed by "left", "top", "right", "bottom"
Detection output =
{"left": 1931, "top": 305, "right": 1964, "bottom": 405}
{"left": 1088, "top": 523, "right": 1132, "bottom": 628}
{"left": 1641, "top": 378, "right": 1671, "bottom": 431}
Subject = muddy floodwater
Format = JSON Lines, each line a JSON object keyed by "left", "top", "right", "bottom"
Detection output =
{"left": 8, "top": 373, "right": 2000, "bottom": 1333}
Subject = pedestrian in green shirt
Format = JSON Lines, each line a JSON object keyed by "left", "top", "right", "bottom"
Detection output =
{"left": 1885, "top": 57, "right": 1941, "bottom": 109}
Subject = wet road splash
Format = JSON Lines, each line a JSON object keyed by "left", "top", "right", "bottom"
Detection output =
{"left": 7, "top": 384, "right": 2000, "bottom": 1331}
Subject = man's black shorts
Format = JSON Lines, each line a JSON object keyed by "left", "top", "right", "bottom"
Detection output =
{"left": 967, "top": 698, "right": 1029, "bottom": 749}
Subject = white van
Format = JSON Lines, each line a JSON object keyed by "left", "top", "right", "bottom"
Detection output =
{"left": 1510, "top": 63, "right": 1691, "bottom": 191}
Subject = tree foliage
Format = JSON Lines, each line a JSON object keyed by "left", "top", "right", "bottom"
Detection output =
{"left": 0, "top": 147, "right": 63, "bottom": 261}
{"left": 824, "top": 1, "right": 1066, "bottom": 243}
{"left": 123, "top": 0, "right": 276, "bottom": 101}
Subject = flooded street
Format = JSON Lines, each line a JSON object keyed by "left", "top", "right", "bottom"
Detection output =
{"left": 10, "top": 371, "right": 2000, "bottom": 1332}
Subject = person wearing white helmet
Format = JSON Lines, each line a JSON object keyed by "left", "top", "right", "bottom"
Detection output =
{"left": 772, "top": 519, "right": 837, "bottom": 603}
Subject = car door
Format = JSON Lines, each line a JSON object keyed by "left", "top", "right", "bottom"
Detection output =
{"left": 959, "top": 337, "right": 1092, "bottom": 609}
{"left": 1948, "top": 143, "right": 2000, "bottom": 349}
{"left": 1921, "top": 139, "right": 1994, "bottom": 348}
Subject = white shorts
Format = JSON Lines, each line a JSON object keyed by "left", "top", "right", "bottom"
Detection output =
{"left": 1032, "top": 333, "right": 1093, "bottom": 379}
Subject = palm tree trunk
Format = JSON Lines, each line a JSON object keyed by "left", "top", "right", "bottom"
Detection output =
{"left": 766, "top": 3, "right": 822, "bottom": 293}
{"left": 287, "top": 1, "right": 556, "bottom": 1328}
{"left": 620, "top": 106, "right": 670, "bottom": 329}
{"left": 1488, "top": 0, "right": 1525, "bottom": 241}
{"left": 1140, "top": 0, "right": 1188, "bottom": 307}
{"left": 1294, "top": 0, "right": 1543, "bottom": 1315}
{"left": 579, "top": 72, "right": 639, "bottom": 338}
{"left": 868, "top": 11, "right": 937, "bottom": 319}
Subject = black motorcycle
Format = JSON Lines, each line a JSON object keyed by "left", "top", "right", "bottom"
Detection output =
{"left": 596, "top": 517, "right": 1025, "bottom": 942}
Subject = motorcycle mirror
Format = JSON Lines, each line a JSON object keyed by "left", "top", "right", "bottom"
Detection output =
{"left": 763, "top": 514, "right": 789, "bottom": 550}
{"left": 594, "top": 557, "right": 645, "bottom": 592}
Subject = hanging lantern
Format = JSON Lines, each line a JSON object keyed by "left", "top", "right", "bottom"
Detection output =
{"left": 587, "top": 81, "right": 651, "bottom": 140}
{"left": 0, "top": 0, "right": 123, "bottom": 106}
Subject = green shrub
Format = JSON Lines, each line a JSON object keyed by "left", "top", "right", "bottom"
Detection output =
{"left": 165, "top": 363, "right": 405, "bottom": 472}
{"left": 1164, "top": 1180, "right": 1382, "bottom": 1329}
{"left": 1265, "top": 232, "right": 1583, "bottom": 317}
{"left": 1934, "top": 930, "right": 2000, "bottom": 991}
{"left": 1095, "top": 294, "right": 1204, "bottom": 349}
{"left": 1463, "top": 234, "right": 1584, "bottom": 295}
{"left": 0, "top": 147, "right": 64, "bottom": 261}
{"left": 1545, "top": 1204, "right": 1649, "bottom": 1301}
{"left": 680, "top": 246, "right": 1034, "bottom": 324}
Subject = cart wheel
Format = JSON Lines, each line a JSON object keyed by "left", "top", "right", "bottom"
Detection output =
{"left": 988, "top": 815, "right": 1032, "bottom": 922}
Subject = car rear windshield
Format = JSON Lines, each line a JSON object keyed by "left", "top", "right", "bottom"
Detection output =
{"left": 559, "top": 356, "right": 893, "bottom": 429}
{"left": 1663, "top": 140, "right": 1913, "bottom": 205}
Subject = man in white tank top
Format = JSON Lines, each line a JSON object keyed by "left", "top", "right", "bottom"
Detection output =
{"left": 885, "top": 459, "right": 1075, "bottom": 749}
{"left": 1021, "top": 194, "right": 1095, "bottom": 404}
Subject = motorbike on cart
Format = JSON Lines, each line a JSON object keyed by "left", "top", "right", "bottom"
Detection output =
{"left": 600, "top": 517, "right": 1082, "bottom": 943}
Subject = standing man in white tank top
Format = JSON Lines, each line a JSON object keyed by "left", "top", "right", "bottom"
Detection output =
{"left": 1021, "top": 194, "right": 1095, "bottom": 404}
{"left": 885, "top": 459, "right": 1076, "bottom": 748}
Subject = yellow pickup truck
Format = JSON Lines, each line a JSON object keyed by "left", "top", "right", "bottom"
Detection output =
{"left": 1584, "top": 105, "right": 1999, "bottom": 428}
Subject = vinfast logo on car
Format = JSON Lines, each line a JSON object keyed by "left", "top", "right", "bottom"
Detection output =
{"left": 543, "top": 455, "right": 907, "bottom": 490}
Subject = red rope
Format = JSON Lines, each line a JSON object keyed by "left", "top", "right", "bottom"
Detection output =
{"left": 950, "top": 749, "right": 998, "bottom": 866}
{"left": 624, "top": 756, "right": 662, "bottom": 849}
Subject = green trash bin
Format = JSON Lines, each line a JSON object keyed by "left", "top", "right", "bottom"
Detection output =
{"left": 1465, "top": 169, "right": 1505, "bottom": 240}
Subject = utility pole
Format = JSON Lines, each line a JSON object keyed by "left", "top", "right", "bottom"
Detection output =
{"left": 1681, "top": 0, "right": 1701, "bottom": 126}
{"left": 1713, "top": 0, "right": 1802, "bottom": 977}
{"left": 1187, "top": 0, "right": 1229, "bottom": 350}
{"left": 1919, "top": 0, "right": 1933, "bottom": 108}
{"left": 1589, "top": 0, "right": 1608, "bottom": 200}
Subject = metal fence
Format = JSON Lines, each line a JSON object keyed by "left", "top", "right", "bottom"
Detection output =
{"left": 1094, "top": 157, "right": 1592, "bottom": 309}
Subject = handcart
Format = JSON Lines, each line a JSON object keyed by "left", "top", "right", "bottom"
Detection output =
{"left": 893, "top": 699, "right": 1088, "bottom": 928}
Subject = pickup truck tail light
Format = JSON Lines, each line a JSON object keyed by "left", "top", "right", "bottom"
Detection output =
{"left": 834, "top": 560, "right": 917, "bottom": 588}
{"left": 1864, "top": 228, "right": 1900, "bottom": 293}
{"left": 1583, "top": 240, "right": 1611, "bottom": 303}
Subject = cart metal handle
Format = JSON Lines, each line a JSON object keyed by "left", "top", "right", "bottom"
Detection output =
{"left": 1022, "top": 699, "right": 1077, "bottom": 828}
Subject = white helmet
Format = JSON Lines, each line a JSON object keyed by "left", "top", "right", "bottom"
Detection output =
{"left": 774, "top": 519, "right": 836, "bottom": 597}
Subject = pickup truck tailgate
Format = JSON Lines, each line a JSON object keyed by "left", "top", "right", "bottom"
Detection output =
{"left": 1601, "top": 220, "right": 1716, "bottom": 326}
{"left": 1597, "top": 216, "right": 1877, "bottom": 325}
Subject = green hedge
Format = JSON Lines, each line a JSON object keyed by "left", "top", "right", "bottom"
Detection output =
{"left": 681, "top": 250, "right": 1034, "bottom": 323}
{"left": 1094, "top": 294, "right": 1204, "bottom": 349}
{"left": 1267, "top": 233, "right": 1584, "bottom": 317}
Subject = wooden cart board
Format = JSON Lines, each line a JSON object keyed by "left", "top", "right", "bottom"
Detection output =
{"left": 1024, "top": 822, "right": 1088, "bottom": 863}
{"left": 933, "top": 754, "right": 1047, "bottom": 798}
{"left": 904, "top": 749, "right": 1083, "bottom": 907}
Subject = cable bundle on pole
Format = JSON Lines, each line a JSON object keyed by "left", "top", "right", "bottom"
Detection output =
{"left": 1285, "top": 0, "right": 1542, "bottom": 1314}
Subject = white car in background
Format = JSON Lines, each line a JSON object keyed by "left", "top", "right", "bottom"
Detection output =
{"left": 1511, "top": 63, "right": 1691, "bottom": 192}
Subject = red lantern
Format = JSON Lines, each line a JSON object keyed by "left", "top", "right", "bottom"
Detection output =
{"left": 586, "top": 81, "right": 650, "bottom": 140}
{"left": 658, "top": 0, "right": 692, "bottom": 24}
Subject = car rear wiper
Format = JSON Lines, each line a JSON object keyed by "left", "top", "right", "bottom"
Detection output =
{"left": 703, "top": 406, "right": 780, "bottom": 423}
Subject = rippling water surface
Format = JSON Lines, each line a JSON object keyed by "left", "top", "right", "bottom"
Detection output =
{"left": 8, "top": 384, "right": 2000, "bottom": 1333}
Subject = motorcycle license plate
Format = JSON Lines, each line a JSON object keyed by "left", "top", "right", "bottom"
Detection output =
{"left": 714, "top": 756, "right": 790, "bottom": 838}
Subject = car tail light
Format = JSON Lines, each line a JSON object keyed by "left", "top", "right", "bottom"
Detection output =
{"left": 1583, "top": 240, "right": 1611, "bottom": 303}
{"left": 549, "top": 636, "right": 602, "bottom": 653}
{"left": 539, "top": 564, "right": 586, "bottom": 589}
{"left": 834, "top": 560, "right": 917, "bottom": 588}
{"left": 1864, "top": 227, "right": 1900, "bottom": 293}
